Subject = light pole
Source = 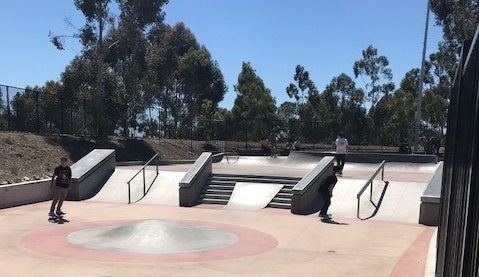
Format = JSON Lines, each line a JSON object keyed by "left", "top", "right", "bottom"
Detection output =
{"left": 414, "top": 0, "right": 430, "bottom": 153}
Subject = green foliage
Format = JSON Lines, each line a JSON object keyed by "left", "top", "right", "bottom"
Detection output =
{"left": 422, "top": 86, "right": 448, "bottom": 131}
{"left": 324, "top": 73, "right": 367, "bottom": 144}
{"left": 353, "top": 45, "right": 395, "bottom": 106}
{"left": 118, "top": 0, "right": 169, "bottom": 29}
{"left": 232, "top": 62, "right": 278, "bottom": 141}
{"left": 146, "top": 22, "right": 226, "bottom": 138}
{"left": 430, "top": 0, "right": 479, "bottom": 42}
{"left": 14, "top": 0, "right": 460, "bottom": 147}
{"left": 286, "top": 65, "right": 319, "bottom": 103}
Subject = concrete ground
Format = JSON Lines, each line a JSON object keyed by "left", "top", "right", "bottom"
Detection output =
{"left": 0, "top": 157, "right": 438, "bottom": 276}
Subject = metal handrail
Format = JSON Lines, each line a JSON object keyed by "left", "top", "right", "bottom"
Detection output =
{"left": 356, "top": 160, "right": 387, "bottom": 218}
{"left": 225, "top": 151, "right": 239, "bottom": 164}
{"left": 127, "top": 153, "right": 159, "bottom": 204}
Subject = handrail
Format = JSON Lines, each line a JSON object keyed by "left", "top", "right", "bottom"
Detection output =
{"left": 225, "top": 151, "right": 239, "bottom": 164}
{"left": 127, "top": 153, "right": 159, "bottom": 204}
{"left": 356, "top": 160, "right": 388, "bottom": 218}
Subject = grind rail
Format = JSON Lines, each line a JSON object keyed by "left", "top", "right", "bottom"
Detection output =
{"left": 356, "top": 160, "right": 389, "bottom": 219}
{"left": 127, "top": 154, "right": 159, "bottom": 204}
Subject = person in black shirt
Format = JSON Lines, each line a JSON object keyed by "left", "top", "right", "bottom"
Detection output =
{"left": 318, "top": 174, "right": 338, "bottom": 219}
{"left": 49, "top": 157, "right": 72, "bottom": 217}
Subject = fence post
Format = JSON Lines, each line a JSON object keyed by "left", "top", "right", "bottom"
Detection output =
{"left": 35, "top": 92, "right": 40, "bottom": 132}
{"left": 6, "top": 86, "right": 10, "bottom": 130}
{"left": 244, "top": 120, "right": 248, "bottom": 149}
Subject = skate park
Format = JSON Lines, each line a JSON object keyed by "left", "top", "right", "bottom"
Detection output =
{"left": 0, "top": 149, "right": 441, "bottom": 276}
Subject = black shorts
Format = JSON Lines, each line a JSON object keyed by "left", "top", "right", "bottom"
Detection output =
{"left": 56, "top": 183, "right": 69, "bottom": 189}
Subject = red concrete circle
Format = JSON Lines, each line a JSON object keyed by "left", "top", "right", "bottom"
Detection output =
{"left": 22, "top": 219, "right": 278, "bottom": 264}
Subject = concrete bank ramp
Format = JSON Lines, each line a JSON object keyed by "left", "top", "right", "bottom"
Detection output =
{"left": 329, "top": 178, "right": 427, "bottom": 223}
{"left": 225, "top": 182, "right": 283, "bottom": 210}
{"left": 89, "top": 168, "right": 185, "bottom": 205}
{"left": 88, "top": 167, "right": 157, "bottom": 203}
{"left": 137, "top": 171, "right": 185, "bottom": 205}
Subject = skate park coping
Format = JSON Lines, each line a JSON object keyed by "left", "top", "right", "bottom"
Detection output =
{"left": 419, "top": 162, "right": 443, "bottom": 226}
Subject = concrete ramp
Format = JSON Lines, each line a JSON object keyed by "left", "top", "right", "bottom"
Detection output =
{"left": 88, "top": 167, "right": 157, "bottom": 203}
{"left": 220, "top": 156, "right": 318, "bottom": 169}
{"left": 225, "top": 182, "right": 283, "bottom": 210}
{"left": 328, "top": 179, "right": 427, "bottom": 223}
{"left": 138, "top": 171, "right": 185, "bottom": 205}
{"left": 374, "top": 181, "right": 427, "bottom": 222}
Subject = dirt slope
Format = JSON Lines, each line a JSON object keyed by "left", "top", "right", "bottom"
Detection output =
{"left": 0, "top": 132, "right": 207, "bottom": 184}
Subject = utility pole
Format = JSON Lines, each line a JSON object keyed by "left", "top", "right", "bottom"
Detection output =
{"left": 414, "top": 0, "right": 430, "bottom": 153}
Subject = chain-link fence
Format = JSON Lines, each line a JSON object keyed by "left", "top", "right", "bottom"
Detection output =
{"left": 0, "top": 84, "right": 88, "bottom": 134}
{"left": 0, "top": 84, "right": 409, "bottom": 152}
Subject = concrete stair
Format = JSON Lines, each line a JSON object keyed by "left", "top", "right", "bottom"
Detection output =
{"left": 198, "top": 174, "right": 301, "bottom": 209}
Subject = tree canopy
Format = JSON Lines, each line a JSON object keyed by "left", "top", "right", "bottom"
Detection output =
{"left": 2, "top": 0, "right": 468, "bottom": 149}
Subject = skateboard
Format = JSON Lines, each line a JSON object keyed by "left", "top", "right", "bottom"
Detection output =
{"left": 320, "top": 216, "right": 333, "bottom": 223}
{"left": 48, "top": 213, "right": 67, "bottom": 223}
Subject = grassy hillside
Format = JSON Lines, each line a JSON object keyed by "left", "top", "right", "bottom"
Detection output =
{"left": 0, "top": 132, "right": 209, "bottom": 184}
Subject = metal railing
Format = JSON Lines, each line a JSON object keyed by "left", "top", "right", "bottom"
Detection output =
{"left": 356, "top": 160, "right": 389, "bottom": 219}
{"left": 127, "top": 153, "right": 159, "bottom": 204}
{"left": 225, "top": 151, "right": 239, "bottom": 164}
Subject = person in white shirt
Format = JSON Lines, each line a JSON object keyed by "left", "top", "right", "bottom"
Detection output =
{"left": 335, "top": 132, "right": 348, "bottom": 176}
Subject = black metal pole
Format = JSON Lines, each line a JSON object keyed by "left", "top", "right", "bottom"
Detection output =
{"left": 6, "top": 86, "right": 10, "bottom": 130}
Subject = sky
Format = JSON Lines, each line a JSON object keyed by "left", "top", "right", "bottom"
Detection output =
{"left": 0, "top": 0, "right": 443, "bottom": 110}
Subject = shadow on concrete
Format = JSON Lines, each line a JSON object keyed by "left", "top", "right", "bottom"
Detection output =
{"left": 359, "top": 181, "right": 390, "bottom": 221}
{"left": 320, "top": 218, "right": 349, "bottom": 225}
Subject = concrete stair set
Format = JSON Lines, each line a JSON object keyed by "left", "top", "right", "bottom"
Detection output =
{"left": 198, "top": 173, "right": 302, "bottom": 209}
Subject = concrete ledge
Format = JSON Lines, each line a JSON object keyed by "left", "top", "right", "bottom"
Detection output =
{"left": 289, "top": 151, "right": 438, "bottom": 164}
{"left": 0, "top": 149, "right": 116, "bottom": 208}
{"left": 291, "top": 156, "right": 335, "bottom": 215}
{"left": 179, "top": 152, "right": 212, "bottom": 207}
{"left": 419, "top": 162, "right": 443, "bottom": 226}
{"left": 0, "top": 179, "right": 52, "bottom": 209}
{"left": 419, "top": 202, "right": 441, "bottom": 226}
{"left": 68, "top": 149, "right": 116, "bottom": 201}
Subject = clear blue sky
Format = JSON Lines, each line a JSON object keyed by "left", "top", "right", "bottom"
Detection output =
{"left": 0, "top": 0, "right": 443, "bottom": 110}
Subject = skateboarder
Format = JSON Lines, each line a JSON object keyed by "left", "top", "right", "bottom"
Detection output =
{"left": 335, "top": 132, "right": 348, "bottom": 176}
{"left": 49, "top": 157, "right": 72, "bottom": 218}
{"left": 318, "top": 174, "right": 338, "bottom": 219}
{"left": 269, "top": 132, "right": 278, "bottom": 158}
